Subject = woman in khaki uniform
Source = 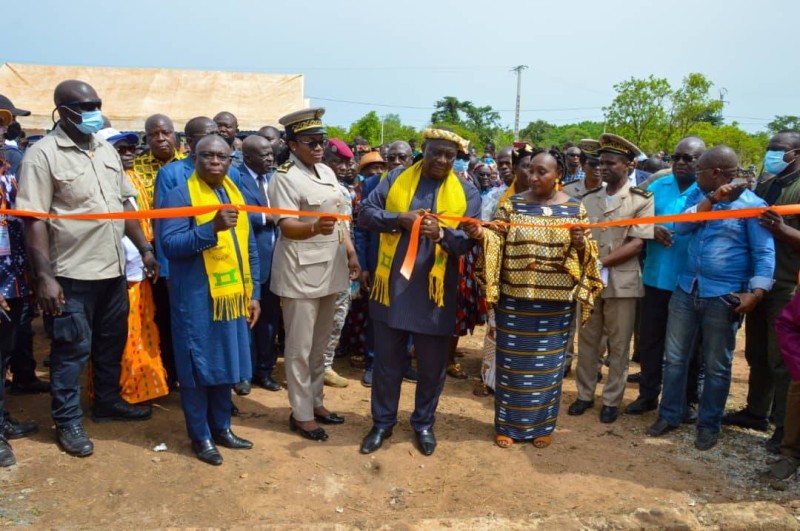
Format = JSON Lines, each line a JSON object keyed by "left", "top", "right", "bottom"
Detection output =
{"left": 268, "top": 108, "right": 360, "bottom": 441}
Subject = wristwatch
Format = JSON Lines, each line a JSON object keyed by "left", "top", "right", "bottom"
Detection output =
{"left": 432, "top": 227, "right": 445, "bottom": 243}
{"left": 706, "top": 191, "right": 718, "bottom": 205}
{"left": 138, "top": 243, "right": 155, "bottom": 256}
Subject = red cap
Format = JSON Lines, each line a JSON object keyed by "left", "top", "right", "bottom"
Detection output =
{"left": 326, "top": 138, "right": 353, "bottom": 159}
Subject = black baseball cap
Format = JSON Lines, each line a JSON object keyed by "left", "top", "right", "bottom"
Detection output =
{"left": 0, "top": 95, "right": 30, "bottom": 116}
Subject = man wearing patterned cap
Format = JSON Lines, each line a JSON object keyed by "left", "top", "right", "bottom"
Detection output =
{"left": 563, "top": 139, "right": 605, "bottom": 200}
{"left": 567, "top": 132, "right": 654, "bottom": 424}
{"left": 357, "top": 128, "right": 481, "bottom": 456}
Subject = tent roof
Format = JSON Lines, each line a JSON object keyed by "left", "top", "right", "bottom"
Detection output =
{"left": 0, "top": 62, "right": 307, "bottom": 132}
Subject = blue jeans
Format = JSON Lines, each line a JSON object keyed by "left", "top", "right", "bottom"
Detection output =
{"left": 659, "top": 287, "right": 740, "bottom": 433}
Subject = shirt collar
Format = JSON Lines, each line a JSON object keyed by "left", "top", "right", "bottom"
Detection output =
{"left": 53, "top": 124, "right": 100, "bottom": 151}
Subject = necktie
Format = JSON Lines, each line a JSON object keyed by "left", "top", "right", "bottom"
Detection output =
{"left": 257, "top": 174, "right": 269, "bottom": 205}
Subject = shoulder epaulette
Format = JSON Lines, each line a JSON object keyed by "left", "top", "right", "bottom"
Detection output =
{"left": 277, "top": 160, "right": 294, "bottom": 174}
{"left": 584, "top": 186, "right": 604, "bottom": 197}
{"left": 631, "top": 187, "right": 653, "bottom": 198}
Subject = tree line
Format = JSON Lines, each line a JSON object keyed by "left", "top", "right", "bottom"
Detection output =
{"left": 326, "top": 73, "right": 792, "bottom": 165}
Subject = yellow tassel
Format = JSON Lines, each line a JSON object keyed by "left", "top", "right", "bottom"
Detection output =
{"left": 370, "top": 274, "right": 390, "bottom": 306}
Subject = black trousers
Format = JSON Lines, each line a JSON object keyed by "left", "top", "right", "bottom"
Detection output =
{"left": 152, "top": 279, "right": 176, "bottom": 386}
{"left": 370, "top": 321, "right": 449, "bottom": 431}
{"left": 0, "top": 298, "right": 24, "bottom": 425}
{"left": 7, "top": 301, "right": 37, "bottom": 384}
{"left": 44, "top": 277, "right": 128, "bottom": 428}
{"left": 638, "top": 285, "right": 704, "bottom": 404}
{"left": 250, "top": 280, "right": 281, "bottom": 380}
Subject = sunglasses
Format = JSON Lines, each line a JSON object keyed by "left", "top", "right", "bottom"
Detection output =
{"left": 116, "top": 145, "right": 137, "bottom": 155}
{"left": 62, "top": 99, "right": 102, "bottom": 112}
{"left": 671, "top": 153, "right": 697, "bottom": 163}
{"left": 297, "top": 138, "right": 327, "bottom": 150}
{"left": 386, "top": 153, "right": 409, "bottom": 162}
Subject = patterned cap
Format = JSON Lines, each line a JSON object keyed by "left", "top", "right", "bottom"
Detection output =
{"left": 598, "top": 133, "right": 641, "bottom": 160}
{"left": 422, "top": 128, "right": 469, "bottom": 154}
{"left": 279, "top": 107, "right": 326, "bottom": 138}
{"left": 577, "top": 139, "right": 600, "bottom": 159}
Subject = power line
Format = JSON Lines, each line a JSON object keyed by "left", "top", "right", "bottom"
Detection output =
{"left": 308, "top": 95, "right": 603, "bottom": 113}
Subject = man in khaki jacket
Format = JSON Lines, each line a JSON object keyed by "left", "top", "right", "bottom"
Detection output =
{"left": 568, "top": 133, "right": 654, "bottom": 423}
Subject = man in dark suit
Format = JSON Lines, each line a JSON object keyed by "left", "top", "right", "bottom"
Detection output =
{"left": 234, "top": 135, "right": 282, "bottom": 394}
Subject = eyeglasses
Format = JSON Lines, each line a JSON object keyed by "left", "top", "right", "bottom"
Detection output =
{"left": 116, "top": 145, "right": 137, "bottom": 155}
{"left": 61, "top": 99, "right": 102, "bottom": 112}
{"left": 198, "top": 152, "right": 231, "bottom": 162}
{"left": 297, "top": 137, "right": 327, "bottom": 150}
{"left": 671, "top": 153, "right": 697, "bottom": 163}
{"left": 585, "top": 161, "right": 600, "bottom": 169}
{"left": 386, "top": 153, "right": 409, "bottom": 162}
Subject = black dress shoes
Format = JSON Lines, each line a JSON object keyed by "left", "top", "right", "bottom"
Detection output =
{"left": 192, "top": 439, "right": 223, "bottom": 466}
{"left": 415, "top": 428, "right": 437, "bottom": 456}
{"left": 3, "top": 417, "right": 38, "bottom": 440}
{"left": 254, "top": 375, "right": 282, "bottom": 392}
{"left": 211, "top": 429, "right": 253, "bottom": 449}
{"left": 233, "top": 379, "right": 252, "bottom": 396}
{"left": 599, "top": 405, "right": 619, "bottom": 423}
{"left": 314, "top": 412, "right": 345, "bottom": 425}
{"left": 567, "top": 399, "right": 594, "bottom": 416}
{"left": 92, "top": 401, "right": 152, "bottom": 423}
{"left": 57, "top": 424, "right": 94, "bottom": 457}
{"left": 647, "top": 417, "right": 679, "bottom": 437}
{"left": 0, "top": 437, "right": 14, "bottom": 467}
{"left": 359, "top": 427, "right": 393, "bottom": 454}
{"left": 626, "top": 372, "right": 641, "bottom": 383}
{"left": 8, "top": 378, "right": 50, "bottom": 395}
{"left": 289, "top": 415, "right": 328, "bottom": 441}
{"left": 624, "top": 397, "right": 658, "bottom": 415}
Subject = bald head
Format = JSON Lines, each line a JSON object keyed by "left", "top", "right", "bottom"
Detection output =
{"left": 698, "top": 145, "right": 738, "bottom": 171}
{"left": 184, "top": 116, "right": 217, "bottom": 152}
{"left": 386, "top": 140, "right": 413, "bottom": 169}
{"left": 242, "top": 135, "right": 274, "bottom": 175}
{"left": 144, "top": 114, "right": 177, "bottom": 162}
{"left": 193, "top": 135, "right": 232, "bottom": 185}
{"left": 54, "top": 80, "right": 98, "bottom": 107}
{"left": 675, "top": 136, "right": 706, "bottom": 155}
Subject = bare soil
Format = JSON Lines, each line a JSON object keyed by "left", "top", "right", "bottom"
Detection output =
{"left": 1, "top": 324, "right": 799, "bottom": 529}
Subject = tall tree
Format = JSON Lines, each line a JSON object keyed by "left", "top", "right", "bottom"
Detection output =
{"left": 431, "top": 96, "right": 463, "bottom": 125}
{"left": 604, "top": 75, "right": 671, "bottom": 150}
{"left": 347, "top": 111, "right": 382, "bottom": 146}
{"left": 767, "top": 115, "right": 800, "bottom": 135}
{"left": 665, "top": 73, "right": 724, "bottom": 146}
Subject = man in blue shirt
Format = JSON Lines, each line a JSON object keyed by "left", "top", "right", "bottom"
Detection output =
{"left": 626, "top": 137, "right": 706, "bottom": 417}
{"left": 648, "top": 146, "right": 775, "bottom": 451}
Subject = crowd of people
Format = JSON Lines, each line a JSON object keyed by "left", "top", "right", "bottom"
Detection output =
{"left": 0, "top": 80, "right": 799, "bottom": 485}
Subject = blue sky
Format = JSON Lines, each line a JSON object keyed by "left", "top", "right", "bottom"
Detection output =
{"left": 3, "top": 0, "right": 795, "bottom": 133}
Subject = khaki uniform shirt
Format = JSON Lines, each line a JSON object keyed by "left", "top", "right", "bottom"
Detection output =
{"left": 267, "top": 154, "right": 349, "bottom": 299}
{"left": 582, "top": 181, "right": 654, "bottom": 298}
{"left": 16, "top": 125, "right": 135, "bottom": 280}
{"left": 563, "top": 180, "right": 605, "bottom": 200}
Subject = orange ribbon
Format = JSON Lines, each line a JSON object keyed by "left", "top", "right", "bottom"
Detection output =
{"left": 0, "top": 205, "right": 350, "bottom": 221}
{"left": 398, "top": 204, "right": 800, "bottom": 281}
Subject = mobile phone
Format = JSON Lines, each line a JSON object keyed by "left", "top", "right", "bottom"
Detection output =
{"left": 719, "top": 294, "right": 741, "bottom": 309}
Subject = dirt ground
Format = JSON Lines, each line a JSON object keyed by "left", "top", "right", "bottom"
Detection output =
{"left": 1, "top": 323, "right": 799, "bottom": 529}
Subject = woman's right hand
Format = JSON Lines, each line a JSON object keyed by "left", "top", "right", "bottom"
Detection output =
{"left": 570, "top": 225, "right": 585, "bottom": 248}
{"left": 463, "top": 221, "right": 484, "bottom": 240}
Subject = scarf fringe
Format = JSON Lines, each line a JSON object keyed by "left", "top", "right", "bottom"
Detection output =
{"left": 428, "top": 269, "right": 445, "bottom": 308}
{"left": 213, "top": 294, "right": 248, "bottom": 321}
{"left": 370, "top": 273, "right": 391, "bottom": 307}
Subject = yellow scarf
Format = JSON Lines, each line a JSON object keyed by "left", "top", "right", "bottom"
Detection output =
{"left": 187, "top": 172, "right": 253, "bottom": 321}
{"left": 371, "top": 161, "right": 467, "bottom": 307}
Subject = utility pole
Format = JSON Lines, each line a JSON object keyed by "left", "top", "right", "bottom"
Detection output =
{"left": 511, "top": 65, "right": 528, "bottom": 141}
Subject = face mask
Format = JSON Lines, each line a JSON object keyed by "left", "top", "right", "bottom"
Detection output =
{"left": 764, "top": 150, "right": 793, "bottom": 175}
{"left": 62, "top": 107, "right": 104, "bottom": 135}
{"left": 453, "top": 159, "right": 468, "bottom": 173}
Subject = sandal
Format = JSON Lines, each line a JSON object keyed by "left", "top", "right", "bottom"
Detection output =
{"left": 447, "top": 363, "right": 468, "bottom": 379}
{"left": 473, "top": 383, "right": 492, "bottom": 397}
{"left": 532, "top": 435, "right": 552, "bottom": 449}
{"left": 495, "top": 435, "right": 513, "bottom": 448}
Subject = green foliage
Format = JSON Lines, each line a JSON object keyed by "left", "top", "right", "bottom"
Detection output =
{"left": 347, "top": 110, "right": 382, "bottom": 146}
{"left": 518, "top": 120, "right": 605, "bottom": 149}
{"left": 381, "top": 114, "right": 418, "bottom": 146}
{"left": 431, "top": 96, "right": 501, "bottom": 144}
{"left": 325, "top": 125, "right": 348, "bottom": 142}
{"left": 767, "top": 115, "right": 800, "bottom": 135}
{"left": 691, "top": 122, "right": 769, "bottom": 166}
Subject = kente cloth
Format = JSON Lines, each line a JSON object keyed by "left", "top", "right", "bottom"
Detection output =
{"left": 455, "top": 244, "right": 487, "bottom": 336}
{"left": 120, "top": 279, "right": 168, "bottom": 404}
{"left": 133, "top": 151, "right": 185, "bottom": 207}
{"left": 495, "top": 296, "right": 573, "bottom": 440}
{"left": 371, "top": 160, "right": 466, "bottom": 308}
{"left": 481, "top": 196, "right": 603, "bottom": 325}
{"left": 126, "top": 169, "right": 154, "bottom": 241}
{"left": 187, "top": 173, "right": 253, "bottom": 321}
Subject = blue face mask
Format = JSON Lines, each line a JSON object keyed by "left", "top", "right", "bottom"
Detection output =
{"left": 764, "top": 150, "right": 794, "bottom": 175}
{"left": 453, "top": 159, "right": 468, "bottom": 173}
{"left": 62, "top": 106, "right": 104, "bottom": 135}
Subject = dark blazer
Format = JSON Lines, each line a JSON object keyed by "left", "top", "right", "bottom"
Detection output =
{"left": 237, "top": 163, "right": 276, "bottom": 283}
{"left": 634, "top": 168, "right": 652, "bottom": 186}
{"left": 355, "top": 174, "right": 381, "bottom": 274}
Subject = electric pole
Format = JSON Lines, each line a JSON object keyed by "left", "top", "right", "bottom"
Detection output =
{"left": 511, "top": 65, "right": 528, "bottom": 141}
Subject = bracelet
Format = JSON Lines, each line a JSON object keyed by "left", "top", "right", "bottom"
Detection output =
{"left": 432, "top": 227, "right": 444, "bottom": 243}
{"left": 138, "top": 244, "right": 155, "bottom": 256}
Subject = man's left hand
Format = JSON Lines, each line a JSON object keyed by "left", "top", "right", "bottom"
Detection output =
{"left": 733, "top": 292, "right": 760, "bottom": 314}
{"left": 247, "top": 299, "right": 261, "bottom": 329}
{"left": 420, "top": 216, "right": 442, "bottom": 241}
{"left": 142, "top": 251, "right": 160, "bottom": 283}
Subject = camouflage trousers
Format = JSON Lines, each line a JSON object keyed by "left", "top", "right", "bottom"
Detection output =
{"left": 324, "top": 290, "right": 351, "bottom": 370}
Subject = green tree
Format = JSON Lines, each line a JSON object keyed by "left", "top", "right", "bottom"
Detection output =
{"left": 431, "top": 96, "right": 463, "bottom": 125}
{"left": 381, "top": 113, "right": 418, "bottom": 145}
{"left": 519, "top": 120, "right": 556, "bottom": 145}
{"left": 664, "top": 73, "right": 724, "bottom": 147}
{"left": 767, "top": 115, "right": 800, "bottom": 135}
{"left": 347, "top": 111, "right": 382, "bottom": 146}
{"left": 431, "top": 96, "right": 502, "bottom": 144}
{"left": 325, "top": 125, "right": 348, "bottom": 142}
{"left": 604, "top": 75, "right": 671, "bottom": 150}
{"left": 692, "top": 122, "right": 769, "bottom": 166}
